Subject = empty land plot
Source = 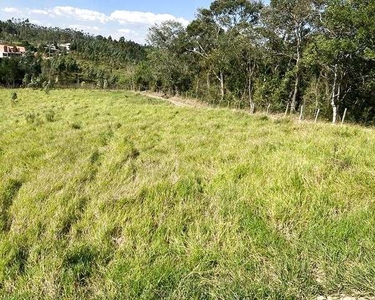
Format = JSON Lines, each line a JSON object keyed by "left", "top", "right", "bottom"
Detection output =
{"left": 0, "top": 89, "right": 375, "bottom": 299}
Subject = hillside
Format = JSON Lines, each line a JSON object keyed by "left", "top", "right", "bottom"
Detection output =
{"left": 0, "top": 19, "right": 146, "bottom": 88}
{"left": 1, "top": 89, "right": 375, "bottom": 299}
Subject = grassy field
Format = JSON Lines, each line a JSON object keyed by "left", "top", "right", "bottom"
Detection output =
{"left": 1, "top": 89, "right": 375, "bottom": 299}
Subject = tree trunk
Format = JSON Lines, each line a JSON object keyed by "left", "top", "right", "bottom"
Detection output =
{"left": 331, "top": 64, "right": 338, "bottom": 124}
{"left": 315, "top": 74, "right": 321, "bottom": 109}
{"left": 196, "top": 78, "right": 200, "bottom": 97}
{"left": 218, "top": 71, "right": 224, "bottom": 102}
{"left": 220, "top": 71, "right": 224, "bottom": 101}
{"left": 248, "top": 64, "right": 254, "bottom": 113}
{"left": 332, "top": 106, "right": 338, "bottom": 124}
{"left": 291, "top": 72, "right": 300, "bottom": 113}
{"left": 249, "top": 76, "right": 252, "bottom": 109}
{"left": 291, "top": 27, "right": 302, "bottom": 113}
{"left": 206, "top": 72, "right": 211, "bottom": 93}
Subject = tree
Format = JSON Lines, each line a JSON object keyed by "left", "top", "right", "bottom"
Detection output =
{"left": 147, "top": 21, "right": 191, "bottom": 94}
{"left": 186, "top": 1, "right": 263, "bottom": 103}
{"left": 265, "top": 0, "right": 323, "bottom": 113}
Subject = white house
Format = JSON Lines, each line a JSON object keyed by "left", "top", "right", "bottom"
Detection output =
{"left": 59, "top": 43, "right": 71, "bottom": 51}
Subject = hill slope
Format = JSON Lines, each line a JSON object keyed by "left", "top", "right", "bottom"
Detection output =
{"left": 1, "top": 89, "right": 375, "bottom": 299}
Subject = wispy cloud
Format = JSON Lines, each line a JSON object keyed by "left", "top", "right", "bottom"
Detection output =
{"left": 29, "top": 9, "right": 49, "bottom": 15}
{"left": 118, "top": 29, "right": 132, "bottom": 34}
{"left": 30, "top": 19, "right": 43, "bottom": 25}
{"left": 2, "top": 7, "right": 20, "bottom": 13}
{"left": 69, "top": 24, "right": 100, "bottom": 32}
{"left": 110, "top": 10, "right": 189, "bottom": 26}
{"left": 51, "top": 6, "right": 110, "bottom": 24}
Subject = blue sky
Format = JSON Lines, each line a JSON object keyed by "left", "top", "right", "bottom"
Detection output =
{"left": 0, "top": 0, "right": 215, "bottom": 44}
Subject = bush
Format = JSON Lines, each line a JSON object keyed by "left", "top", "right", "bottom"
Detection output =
{"left": 71, "top": 122, "right": 82, "bottom": 130}
{"left": 11, "top": 92, "right": 18, "bottom": 103}
{"left": 44, "top": 110, "right": 56, "bottom": 122}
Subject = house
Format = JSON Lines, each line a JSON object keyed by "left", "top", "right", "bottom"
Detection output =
{"left": 0, "top": 45, "right": 26, "bottom": 58}
{"left": 59, "top": 43, "right": 71, "bottom": 51}
{"left": 44, "top": 43, "right": 71, "bottom": 54}
{"left": 45, "top": 44, "right": 58, "bottom": 53}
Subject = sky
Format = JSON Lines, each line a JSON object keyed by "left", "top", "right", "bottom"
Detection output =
{"left": 0, "top": 0, "right": 216, "bottom": 44}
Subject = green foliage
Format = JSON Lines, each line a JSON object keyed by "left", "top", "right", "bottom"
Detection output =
{"left": 0, "top": 19, "right": 147, "bottom": 90}
{"left": 44, "top": 109, "right": 56, "bottom": 122}
{"left": 136, "top": 0, "right": 375, "bottom": 123}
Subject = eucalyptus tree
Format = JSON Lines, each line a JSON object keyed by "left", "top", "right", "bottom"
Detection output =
{"left": 186, "top": 0, "right": 263, "bottom": 103}
{"left": 186, "top": 8, "right": 225, "bottom": 101}
{"left": 304, "top": 0, "right": 375, "bottom": 123}
{"left": 264, "top": 0, "right": 324, "bottom": 113}
{"left": 211, "top": 0, "right": 263, "bottom": 109}
{"left": 147, "top": 21, "right": 192, "bottom": 94}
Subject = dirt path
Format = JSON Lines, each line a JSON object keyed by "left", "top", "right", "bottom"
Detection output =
{"left": 139, "top": 92, "right": 208, "bottom": 108}
{"left": 140, "top": 91, "right": 291, "bottom": 121}
{"left": 138, "top": 91, "right": 350, "bottom": 126}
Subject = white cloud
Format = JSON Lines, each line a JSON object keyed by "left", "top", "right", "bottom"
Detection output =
{"left": 118, "top": 29, "right": 132, "bottom": 34}
{"left": 51, "top": 6, "right": 109, "bottom": 23}
{"left": 29, "top": 9, "right": 49, "bottom": 15}
{"left": 30, "top": 19, "right": 43, "bottom": 25}
{"left": 28, "top": 9, "right": 55, "bottom": 18}
{"left": 2, "top": 7, "right": 20, "bottom": 13}
{"left": 69, "top": 24, "right": 100, "bottom": 32}
{"left": 111, "top": 10, "right": 189, "bottom": 26}
{"left": 113, "top": 28, "right": 143, "bottom": 44}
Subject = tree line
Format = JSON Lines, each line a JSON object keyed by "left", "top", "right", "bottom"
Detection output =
{"left": 136, "top": 0, "right": 375, "bottom": 124}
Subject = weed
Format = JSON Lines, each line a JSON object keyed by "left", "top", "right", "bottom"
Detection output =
{"left": 11, "top": 92, "right": 18, "bottom": 104}
{"left": 257, "top": 115, "right": 269, "bottom": 121}
{"left": 99, "top": 129, "right": 114, "bottom": 146}
{"left": 90, "top": 150, "right": 101, "bottom": 164}
{"left": 0, "top": 179, "right": 23, "bottom": 232}
{"left": 71, "top": 122, "right": 82, "bottom": 130}
{"left": 25, "top": 112, "right": 36, "bottom": 124}
{"left": 63, "top": 245, "right": 98, "bottom": 285}
{"left": 44, "top": 110, "right": 56, "bottom": 122}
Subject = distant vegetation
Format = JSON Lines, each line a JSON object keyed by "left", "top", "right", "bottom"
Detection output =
{"left": 0, "top": 18, "right": 147, "bottom": 89}
{"left": 1, "top": 0, "right": 375, "bottom": 124}
{"left": 1, "top": 89, "right": 375, "bottom": 299}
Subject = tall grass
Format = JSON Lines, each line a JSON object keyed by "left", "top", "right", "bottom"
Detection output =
{"left": 0, "top": 89, "right": 375, "bottom": 299}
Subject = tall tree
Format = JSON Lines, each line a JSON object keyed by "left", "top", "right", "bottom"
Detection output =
{"left": 266, "top": 0, "right": 323, "bottom": 113}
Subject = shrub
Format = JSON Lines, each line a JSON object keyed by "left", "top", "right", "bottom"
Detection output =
{"left": 11, "top": 92, "right": 18, "bottom": 104}
{"left": 71, "top": 122, "right": 81, "bottom": 130}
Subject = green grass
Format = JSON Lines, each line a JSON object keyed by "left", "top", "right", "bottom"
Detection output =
{"left": 1, "top": 89, "right": 375, "bottom": 299}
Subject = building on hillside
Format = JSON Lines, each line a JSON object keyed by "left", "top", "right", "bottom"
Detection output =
{"left": 45, "top": 44, "right": 58, "bottom": 53}
{"left": 0, "top": 45, "right": 26, "bottom": 58}
{"left": 59, "top": 43, "right": 71, "bottom": 51}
